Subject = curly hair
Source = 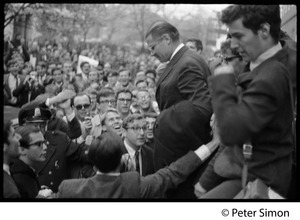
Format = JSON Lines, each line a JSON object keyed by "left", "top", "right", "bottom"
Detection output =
{"left": 220, "top": 5, "right": 281, "bottom": 43}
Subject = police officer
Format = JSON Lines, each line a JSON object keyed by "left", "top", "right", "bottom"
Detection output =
{"left": 18, "top": 103, "right": 91, "bottom": 193}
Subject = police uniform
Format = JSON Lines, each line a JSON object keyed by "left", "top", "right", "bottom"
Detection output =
{"left": 18, "top": 105, "right": 90, "bottom": 192}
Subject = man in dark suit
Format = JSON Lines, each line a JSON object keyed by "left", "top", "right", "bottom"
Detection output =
{"left": 145, "top": 20, "right": 213, "bottom": 198}
{"left": 57, "top": 130, "right": 219, "bottom": 198}
{"left": 122, "top": 114, "right": 154, "bottom": 176}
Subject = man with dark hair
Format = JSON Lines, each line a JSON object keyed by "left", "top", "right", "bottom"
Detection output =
{"left": 10, "top": 126, "right": 53, "bottom": 198}
{"left": 96, "top": 87, "right": 116, "bottom": 116}
{"left": 3, "top": 121, "right": 21, "bottom": 198}
{"left": 116, "top": 89, "right": 133, "bottom": 120}
{"left": 18, "top": 102, "right": 90, "bottom": 193}
{"left": 57, "top": 130, "right": 219, "bottom": 198}
{"left": 186, "top": 38, "right": 203, "bottom": 55}
{"left": 101, "top": 108, "right": 123, "bottom": 137}
{"left": 115, "top": 69, "right": 135, "bottom": 91}
{"left": 204, "top": 5, "right": 296, "bottom": 198}
{"left": 145, "top": 20, "right": 213, "bottom": 198}
{"left": 121, "top": 113, "right": 154, "bottom": 176}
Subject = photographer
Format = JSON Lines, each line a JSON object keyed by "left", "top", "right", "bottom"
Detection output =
{"left": 13, "top": 70, "right": 45, "bottom": 108}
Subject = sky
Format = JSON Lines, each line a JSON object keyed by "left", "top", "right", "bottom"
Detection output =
{"left": 163, "top": 4, "right": 230, "bottom": 19}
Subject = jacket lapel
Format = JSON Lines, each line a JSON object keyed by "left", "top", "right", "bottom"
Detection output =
{"left": 156, "top": 46, "right": 189, "bottom": 90}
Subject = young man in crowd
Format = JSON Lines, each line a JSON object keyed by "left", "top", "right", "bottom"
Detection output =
{"left": 3, "top": 121, "right": 21, "bottom": 198}
{"left": 101, "top": 108, "right": 124, "bottom": 137}
{"left": 186, "top": 38, "right": 203, "bottom": 55}
{"left": 116, "top": 89, "right": 133, "bottom": 120}
{"left": 11, "top": 126, "right": 53, "bottom": 198}
{"left": 115, "top": 69, "right": 135, "bottom": 91}
{"left": 202, "top": 5, "right": 296, "bottom": 198}
{"left": 121, "top": 114, "right": 154, "bottom": 176}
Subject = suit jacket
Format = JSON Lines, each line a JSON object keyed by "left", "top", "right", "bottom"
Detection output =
{"left": 12, "top": 80, "right": 45, "bottom": 107}
{"left": 210, "top": 41, "right": 295, "bottom": 197}
{"left": 3, "top": 73, "right": 26, "bottom": 106}
{"left": 154, "top": 46, "right": 212, "bottom": 198}
{"left": 57, "top": 151, "right": 202, "bottom": 198}
{"left": 3, "top": 170, "right": 20, "bottom": 198}
{"left": 10, "top": 159, "right": 40, "bottom": 198}
{"left": 122, "top": 143, "right": 154, "bottom": 176}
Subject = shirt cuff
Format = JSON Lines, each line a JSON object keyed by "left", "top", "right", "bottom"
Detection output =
{"left": 65, "top": 111, "right": 75, "bottom": 122}
{"left": 45, "top": 98, "right": 50, "bottom": 107}
{"left": 194, "top": 145, "right": 211, "bottom": 161}
{"left": 77, "top": 136, "right": 85, "bottom": 144}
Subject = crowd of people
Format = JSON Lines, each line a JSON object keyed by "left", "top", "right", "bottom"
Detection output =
{"left": 3, "top": 5, "right": 297, "bottom": 199}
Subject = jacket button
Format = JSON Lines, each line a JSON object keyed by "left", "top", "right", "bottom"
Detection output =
{"left": 49, "top": 171, "right": 52, "bottom": 175}
{"left": 50, "top": 182, "right": 53, "bottom": 185}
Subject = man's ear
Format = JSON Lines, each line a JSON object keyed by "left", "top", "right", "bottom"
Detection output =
{"left": 260, "top": 23, "right": 271, "bottom": 39}
{"left": 102, "top": 124, "right": 107, "bottom": 131}
{"left": 19, "top": 146, "right": 27, "bottom": 156}
{"left": 163, "top": 34, "right": 171, "bottom": 45}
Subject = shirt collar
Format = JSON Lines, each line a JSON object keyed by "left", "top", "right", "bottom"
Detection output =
{"left": 96, "top": 170, "right": 120, "bottom": 176}
{"left": 250, "top": 42, "right": 282, "bottom": 71}
{"left": 169, "top": 43, "right": 184, "bottom": 62}
{"left": 3, "top": 164, "right": 10, "bottom": 175}
{"left": 124, "top": 140, "right": 140, "bottom": 160}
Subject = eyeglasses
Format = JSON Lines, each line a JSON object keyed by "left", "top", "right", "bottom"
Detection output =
{"left": 127, "top": 125, "right": 147, "bottom": 133}
{"left": 29, "top": 140, "right": 47, "bottom": 148}
{"left": 148, "top": 36, "right": 164, "bottom": 53}
{"left": 75, "top": 104, "right": 90, "bottom": 110}
{"left": 222, "top": 55, "right": 242, "bottom": 63}
{"left": 117, "top": 98, "right": 132, "bottom": 103}
{"left": 99, "top": 99, "right": 116, "bottom": 105}
{"left": 138, "top": 95, "right": 150, "bottom": 101}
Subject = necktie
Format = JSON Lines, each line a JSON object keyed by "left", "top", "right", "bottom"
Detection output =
{"left": 134, "top": 150, "right": 140, "bottom": 174}
{"left": 15, "top": 75, "right": 19, "bottom": 88}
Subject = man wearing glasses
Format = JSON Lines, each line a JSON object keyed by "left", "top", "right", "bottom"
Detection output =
{"left": 116, "top": 89, "right": 133, "bottom": 120}
{"left": 11, "top": 126, "right": 54, "bottom": 198}
{"left": 72, "top": 93, "right": 102, "bottom": 145}
{"left": 122, "top": 114, "right": 154, "bottom": 176}
{"left": 145, "top": 20, "right": 213, "bottom": 198}
{"left": 96, "top": 87, "right": 116, "bottom": 117}
{"left": 18, "top": 103, "right": 91, "bottom": 193}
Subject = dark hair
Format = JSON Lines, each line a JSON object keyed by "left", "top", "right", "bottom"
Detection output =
{"left": 145, "top": 69, "right": 156, "bottom": 79}
{"left": 6, "top": 59, "right": 18, "bottom": 67}
{"left": 80, "top": 61, "right": 90, "bottom": 69}
{"left": 15, "top": 126, "right": 41, "bottom": 148}
{"left": 118, "top": 69, "right": 131, "bottom": 77}
{"left": 4, "top": 121, "right": 12, "bottom": 146}
{"left": 135, "top": 77, "right": 148, "bottom": 88}
{"left": 116, "top": 89, "right": 133, "bottom": 100}
{"left": 220, "top": 5, "right": 281, "bottom": 43}
{"left": 72, "top": 92, "right": 91, "bottom": 107}
{"left": 88, "top": 131, "right": 124, "bottom": 173}
{"left": 51, "top": 67, "right": 63, "bottom": 75}
{"left": 97, "top": 87, "right": 115, "bottom": 103}
{"left": 122, "top": 113, "right": 144, "bottom": 129}
{"left": 187, "top": 38, "right": 203, "bottom": 51}
{"left": 36, "top": 61, "right": 47, "bottom": 68}
{"left": 146, "top": 20, "right": 180, "bottom": 42}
